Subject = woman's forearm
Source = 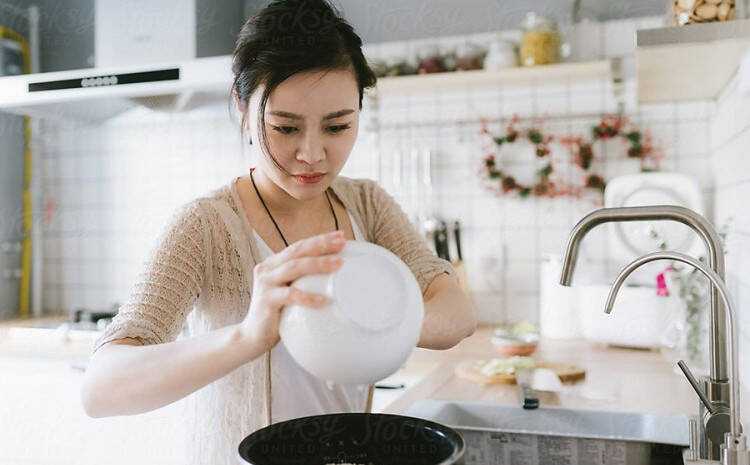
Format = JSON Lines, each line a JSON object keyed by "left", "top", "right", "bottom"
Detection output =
{"left": 417, "top": 285, "right": 477, "bottom": 350}
{"left": 81, "top": 323, "right": 263, "bottom": 418}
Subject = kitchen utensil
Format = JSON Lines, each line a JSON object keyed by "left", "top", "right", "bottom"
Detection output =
{"left": 483, "top": 37, "right": 518, "bottom": 70}
{"left": 455, "top": 359, "right": 586, "bottom": 385}
{"left": 452, "top": 220, "right": 463, "bottom": 261}
{"left": 280, "top": 241, "right": 424, "bottom": 385}
{"left": 448, "top": 220, "right": 471, "bottom": 294}
{"left": 237, "top": 413, "right": 465, "bottom": 465}
{"left": 516, "top": 367, "right": 539, "bottom": 409}
{"left": 374, "top": 382, "right": 406, "bottom": 390}
{"left": 492, "top": 322, "right": 539, "bottom": 356}
{"left": 435, "top": 221, "right": 450, "bottom": 261}
{"left": 491, "top": 334, "right": 539, "bottom": 356}
{"left": 532, "top": 367, "right": 564, "bottom": 392}
{"left": 417, "top": 147, "right": 444, "bottom": 259}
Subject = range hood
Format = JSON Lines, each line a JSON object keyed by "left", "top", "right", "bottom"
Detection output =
{"left": 0, "top": 54, "right": 234, "bottom": 122}
{"left": 636, "top": 18, "right": 750, "bottom": 103}
{"left": 0, "top": 0, "right": 243, "bottom": 122}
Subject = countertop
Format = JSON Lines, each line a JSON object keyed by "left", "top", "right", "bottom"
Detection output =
{"left": 381, "top": 325, "right": 699, "bottom": 418}
{"left": 0, "top": 317, "right": 699, "bottom": 418}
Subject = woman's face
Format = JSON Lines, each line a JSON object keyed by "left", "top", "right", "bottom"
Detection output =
{"left": 246, "top": 68, "right": 361, "bottom": 201}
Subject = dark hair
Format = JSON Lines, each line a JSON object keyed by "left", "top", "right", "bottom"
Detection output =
{"left": 230, "top": 0, "right": 377, "bottom": 174}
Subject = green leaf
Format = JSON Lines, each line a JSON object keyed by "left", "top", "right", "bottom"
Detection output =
{"left": 626, "top": 131, "right": 641, "bottom": 143}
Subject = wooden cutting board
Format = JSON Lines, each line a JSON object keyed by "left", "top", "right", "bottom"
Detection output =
{"left": 455, "top": 359, "right": 586, "bottom": 385}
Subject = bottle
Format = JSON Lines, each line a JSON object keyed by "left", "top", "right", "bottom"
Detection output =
{"left": 519, "top": 12, "right": 561, "bottom": 67}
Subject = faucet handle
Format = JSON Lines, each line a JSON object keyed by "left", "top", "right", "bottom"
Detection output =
{"left": 678, "top": 360, "right": 717, "bottom": 415}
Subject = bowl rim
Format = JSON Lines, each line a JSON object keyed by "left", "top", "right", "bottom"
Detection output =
{"left": 236, "top": 412, "right": 466, "bottom": 465}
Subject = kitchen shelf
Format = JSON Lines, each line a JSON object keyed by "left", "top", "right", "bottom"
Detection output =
{"left": 636, "top": 19, "right": 750, "bottom": 102}
{"left": 0, "top": 55, "right": 233, "bottom": 122}
{"left": 370, "top": 60, "right": 613, "bottom": 96}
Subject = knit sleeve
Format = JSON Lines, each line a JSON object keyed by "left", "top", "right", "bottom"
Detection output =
{"left": 91, "top": 200, "right": 207, "bottom": 355}
{"left": 365, "top": 180, "right": 455, "bottom": 295}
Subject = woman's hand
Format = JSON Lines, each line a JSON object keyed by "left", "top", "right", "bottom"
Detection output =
{"left": 238, "top": 230, "right": 346, "bottom": 354}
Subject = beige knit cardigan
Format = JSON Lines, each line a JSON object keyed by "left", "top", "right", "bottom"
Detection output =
{"left": 90, "top": 173, "right": 454, "bottom": 464}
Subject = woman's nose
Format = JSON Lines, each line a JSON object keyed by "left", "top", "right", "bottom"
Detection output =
{"left": 295, "top": 133, "right": 326, "bottom": 164}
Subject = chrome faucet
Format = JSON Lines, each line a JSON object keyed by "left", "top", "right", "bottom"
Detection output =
{"left": 559, "top": 205, "right": 730, "bottom": 461}
{"left": 606, "top": 251, "right": 746, "bottom": 465}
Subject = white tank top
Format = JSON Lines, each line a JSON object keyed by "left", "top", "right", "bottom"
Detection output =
{"left": 251, "top": 210, "right": 370, "bottom": 424}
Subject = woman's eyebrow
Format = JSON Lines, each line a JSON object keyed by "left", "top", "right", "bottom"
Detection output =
{"left": 268, "top": 109, "right": 355, "bottom": 120}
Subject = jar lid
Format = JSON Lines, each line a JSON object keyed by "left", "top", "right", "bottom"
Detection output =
{"left": 521, "top": 11, "right": 557, "bottom": 31}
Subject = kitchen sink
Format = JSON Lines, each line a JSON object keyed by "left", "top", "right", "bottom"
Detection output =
{"left": 404, "top": 399, "right": 690, "bottom": 465}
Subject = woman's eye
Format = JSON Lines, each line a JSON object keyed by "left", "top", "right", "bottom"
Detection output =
{"left": 272, "top": 126, "right": 298, "bottom": 135}
{"left": 327, "top": 125, "right": 351, "bottom": 134}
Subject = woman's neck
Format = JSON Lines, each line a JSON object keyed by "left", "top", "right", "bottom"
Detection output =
{"left": 250, "top": 167, "right": 329, "bottom": 219}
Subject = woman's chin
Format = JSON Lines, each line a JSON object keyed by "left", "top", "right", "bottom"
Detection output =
{"left": 284, "top": 180, "right": 328, "bottom": 200}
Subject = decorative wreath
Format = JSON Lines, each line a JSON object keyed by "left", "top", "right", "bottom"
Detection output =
{"left": 479, "top": 114, "right": 662, "bottom": 199}
{"left": 591, "top": 115, "right": 663, "bottom": 171}
{"left": 479, "top": 116, "right": 604, "bottom": 198}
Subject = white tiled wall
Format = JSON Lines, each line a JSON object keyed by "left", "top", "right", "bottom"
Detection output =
{"left": 711, "top": 70, "right": 750, "bottom": 423}
{"left": 361, "top": 17, "right": 716, "bottom": 324}
{"left": 34, "top": 16, "right": 718, "bottom": 328}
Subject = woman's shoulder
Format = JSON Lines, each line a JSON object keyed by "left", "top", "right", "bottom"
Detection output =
{"left": 158, "top": 182, "right": 240, "bottom": 244}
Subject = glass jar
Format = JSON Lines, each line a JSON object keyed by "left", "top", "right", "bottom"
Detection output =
{"left": 484, "top": 38, "right": 518, "bottom": 70}
{"left": 668, "top": 0, "right": 737, "bottom": 26}
{"left": 519, "top": 12, "right": 561, "bottom": 67}
{"left": 416, "top": 44, "right": 446, "bottom": 74}
{"left": 454, "top": 42, "right": 486, "bottom": 71}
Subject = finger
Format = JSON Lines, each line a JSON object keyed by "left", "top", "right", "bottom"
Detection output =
{"left": 265, "top": 255, "right": 343, "bottom": 286}
{"left": 264, "top": 285, "right": 330, "bottom": 309}
{"left": 263, "top": 230, "right": 345, "bottom": 270}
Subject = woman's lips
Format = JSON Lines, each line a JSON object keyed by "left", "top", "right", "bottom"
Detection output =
{"left": 294, "top": 173, "right": 325, "bottom": 184}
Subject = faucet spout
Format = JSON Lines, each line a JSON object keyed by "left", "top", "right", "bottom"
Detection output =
{"left": 605, "top": 251, "right": 740, "bottom": 439}
{"left": 558, "top": 205, "right": 727, "bottom": 384}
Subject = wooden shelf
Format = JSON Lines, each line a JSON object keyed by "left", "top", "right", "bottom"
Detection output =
{"left": 369, "top": 60, "right": 613, "bottom": 96}
{"left": 636, "top": 19, "right": 750, "bottom": 102}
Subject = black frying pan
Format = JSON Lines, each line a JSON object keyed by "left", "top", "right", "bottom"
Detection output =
{"left": 237, "top": 413, "right": 465, "bottom": 465}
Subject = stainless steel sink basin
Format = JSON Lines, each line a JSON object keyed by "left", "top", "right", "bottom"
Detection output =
{"left": 404, "top": 400, "right": 690, "bottom": 465}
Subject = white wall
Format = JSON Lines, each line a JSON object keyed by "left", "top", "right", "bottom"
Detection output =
{"left": 33, "top": 16, "right": 720, "bottom": 327}
{"left": 711, "top": 69, "right": 750, "bottom": 423}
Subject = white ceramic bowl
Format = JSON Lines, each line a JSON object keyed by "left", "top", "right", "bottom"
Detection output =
{"left": 279, "top": 240, "right": 424, "bottom": 385}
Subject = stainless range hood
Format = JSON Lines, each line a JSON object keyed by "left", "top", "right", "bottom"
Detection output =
{"left": 0, "top": 0, "right": 243, "bottom": 122}
{"left": 0, "top": 54, "right": 233, "bottom": 122}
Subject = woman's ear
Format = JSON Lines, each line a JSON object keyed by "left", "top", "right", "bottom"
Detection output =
{"left": 232, "top": 88, "right": 248, "bottom": 114}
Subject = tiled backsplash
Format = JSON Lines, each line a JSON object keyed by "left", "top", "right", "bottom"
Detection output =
{"left": 711, "top": 70, "right": 750, "bottom": 423}
{"left": 33, "top": 15, "right": 721, "bottom": 328}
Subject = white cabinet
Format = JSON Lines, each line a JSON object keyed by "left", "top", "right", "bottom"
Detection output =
{"left": 0, "top": 347, "right": 189, "bottom": 464}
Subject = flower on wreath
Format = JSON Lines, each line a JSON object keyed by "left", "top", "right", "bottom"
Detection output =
{"left": 592, "top": 115, "right": 664, "bottom": 170}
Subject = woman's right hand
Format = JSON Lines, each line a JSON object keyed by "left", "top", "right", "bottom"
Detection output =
{"left": 238, "top": 230, "right": 346, "bottom": 354}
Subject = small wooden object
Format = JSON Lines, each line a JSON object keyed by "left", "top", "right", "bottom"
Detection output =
{"left": 455, "top": 359, "right": 586, "bottom": 385}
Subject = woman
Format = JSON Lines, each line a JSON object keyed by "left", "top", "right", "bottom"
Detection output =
{"left": 81, "top": 0, "right": 477, "bottom": 463}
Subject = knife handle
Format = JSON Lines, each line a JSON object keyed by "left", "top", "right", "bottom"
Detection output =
{"left": 521, "top": 385, "right": 540, "bottom": 410}
{"left": 453, "top": 220, "right": 462, "bottom": 261}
